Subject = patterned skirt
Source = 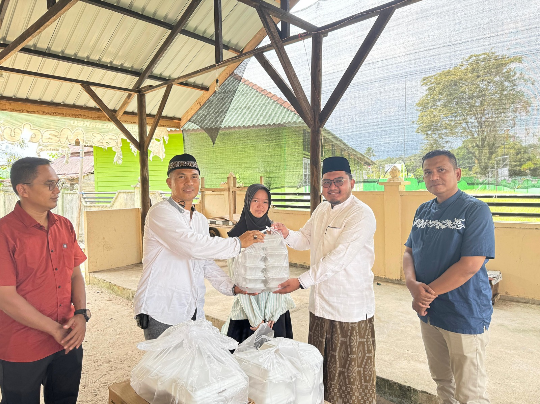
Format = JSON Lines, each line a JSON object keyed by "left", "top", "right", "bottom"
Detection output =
{"left": 308, "top": 312, "right": 376, "bottom": 404}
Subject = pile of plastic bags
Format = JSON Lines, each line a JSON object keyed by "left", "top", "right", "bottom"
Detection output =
{"left": 232, "top": 231, "right": 289, "bottom": 293}
{"left": 234, "top": 324, "right": 324, "bottom": 404}
{"left": 131, "top": 320, "right": 249, "bottom": 404}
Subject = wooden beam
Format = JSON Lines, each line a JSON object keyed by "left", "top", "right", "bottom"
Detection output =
{"left": 0, "top": 42, "right": 209, "bottom": 91}
{"left": 238, "top": 0, "right": 317, "bottom": 32}
{"left": 81, "top": 84, "right": 140, "bottom": 150}
{"left": 280, "top": 0, "right": 290, "bottom": 39}
{"left": 310, "top": 33, "right": 323, "bottom": 213}
{"left": 254, "top": 53, "right": 310, "bottom": 124}
{"left": 257, "top": 7, "right": 313, "bottom": 127}
{"left": 80, "top": 0, "right": 242, "bottom": 54}
{"left": 0, "top": 96, "right": 181, "bottom": 127}
{"left": 138, "top": 92, "right": 151, "bottom": 235}
{"left": 115, "top": 0, "right": 203, "bottom": 118}
{"left": 0, "top": 0, "right": 79, "bottom": 65}
{"left": 317, "top": 0, "right": 421, "bottom": 35}
{"left": 145, "top": 84, "right": 172, "bottom": 150}
{"left": 0, "top": 0, "right": 11, "bottom": 29}
{"left": 214, "top": 0, "right": 223, "bottom": 64}
{"left": 319, "top": 8, "right": 395, "bottom": 127}
{"left": 0, "top": 66, "right": 136, "bottom": 93}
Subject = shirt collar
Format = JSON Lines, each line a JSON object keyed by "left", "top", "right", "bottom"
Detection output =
{"left": 433, "top": 189, "right": 462, "bottom": 210}
{"left": 13, "top": 202, "right": 58, "bottom": 228}
{"left": 327, "top": 193, "right": 354, "bottom": 212}
{"left": 172, "top": 199, "right": 196, "bottom": 213}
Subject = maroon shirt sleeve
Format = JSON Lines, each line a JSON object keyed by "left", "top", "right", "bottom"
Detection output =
{"left": 68, "top": 220, "right": 87, "bottom": 267}
{"left": 0, "top": 228, "right": 17, "bottom": 286}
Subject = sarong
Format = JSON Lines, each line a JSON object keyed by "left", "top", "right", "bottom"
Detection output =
{"left": 308, "top": 312, "right": 376, "bottom": 404}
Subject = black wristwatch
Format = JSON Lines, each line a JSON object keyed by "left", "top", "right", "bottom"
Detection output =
{"left": 74, "top": 309, "right": 92, "bottom": 322}
{"left": 232, "top": 285, "right": 237, "bottom": 296}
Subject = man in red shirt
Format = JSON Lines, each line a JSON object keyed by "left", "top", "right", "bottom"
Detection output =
{"left": 0, "top": 157, "right": 88, "bottom": 404}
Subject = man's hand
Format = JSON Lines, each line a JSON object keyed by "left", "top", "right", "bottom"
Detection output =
{"left": 234, "top": 285, "right": 258, "bottom": 296}
{"left": 406, "top": 279, "right": 438, "bottom": 305}
{"left": 61, "top": 314, "right": 87, "bottom": 354}
{"left": 273, "top": 278, "right": 301, "bottom": 294}
{"left": 238, "top": 230, "right": 265, "bottom": 248}
{"left": 50, "top": 322, "right": 70, "bottom": 347}
{"left": 271, "top": 223, "right": 289, "bottom": 238}
{"left": 412, "top": 299, "right": 429, "bottom": 316}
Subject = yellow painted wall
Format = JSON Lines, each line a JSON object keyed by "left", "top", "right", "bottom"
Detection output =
{"left": 84, "top": 208, "right": 142, "bottom": 272}
{"left": 488, "top": 223, "right": 540, "bottom": 301}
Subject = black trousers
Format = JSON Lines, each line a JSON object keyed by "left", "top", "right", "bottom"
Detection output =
{"left": 0, "top": 347, "right": 83, "bottom": 404}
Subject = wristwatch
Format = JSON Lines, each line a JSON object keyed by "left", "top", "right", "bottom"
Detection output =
{"left": 74, "top": 308, "right": 92, "bottom": 322}
{"left": 232, "top": 285, "right": 237, "bottom": 296}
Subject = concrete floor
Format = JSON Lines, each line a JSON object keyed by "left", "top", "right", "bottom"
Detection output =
{"left": 92, "top": 261, "right": 540, "bottom": 404}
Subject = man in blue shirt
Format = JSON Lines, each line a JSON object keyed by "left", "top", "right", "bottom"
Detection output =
{"left": 403, "top": 150, "right": 495, "bottom": 404}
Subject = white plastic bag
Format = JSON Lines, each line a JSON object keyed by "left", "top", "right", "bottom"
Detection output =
{"left": 274, "top": 338, "right": 324, "bottom": 404}
{"left": 233, "top": 230, "right": 289, "bottom": 293}
{"left": 131, "top": 320, "right": 249, "bottom": 404}
{"left": 234, "top": 324, "right": 299, "bottom": 404}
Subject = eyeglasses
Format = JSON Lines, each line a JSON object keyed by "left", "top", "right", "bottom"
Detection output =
{"left": 322, "top": 177, "right": 346, "bottom": 188}
{"left": 23, "top": 179, "right": 65, "bottom": 191}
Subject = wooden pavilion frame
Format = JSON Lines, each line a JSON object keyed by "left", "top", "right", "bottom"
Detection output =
{"left": 0, "top": 0, "right": 422, "bottom": 232}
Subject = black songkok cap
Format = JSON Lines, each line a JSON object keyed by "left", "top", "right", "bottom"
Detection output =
{"left": 167, "top": 154, "right": 200, "bottom": 176}
{"left": 322, "top": 156, "right": 351, "bottom": 175}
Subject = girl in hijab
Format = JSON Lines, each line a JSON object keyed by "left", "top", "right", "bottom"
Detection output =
{"left": 223, "top": 184, "right": 295, "bottom": 343}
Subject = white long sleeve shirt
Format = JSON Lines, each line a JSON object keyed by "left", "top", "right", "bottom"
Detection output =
{"left": 134, "top": 199, "right": 240, "bottom": 325}
{"left": 287, "top": 194, "right": 376, "bottom": 322}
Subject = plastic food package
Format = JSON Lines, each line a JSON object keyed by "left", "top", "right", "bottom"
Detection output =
{"left": 232, "top": 231, "right": 289, "bottom": 293}
{"left": 131, "top": 320, "right": 249, "bottom": 404}
{"left": 234, "top": 325, "right": 324, "bottom": 404}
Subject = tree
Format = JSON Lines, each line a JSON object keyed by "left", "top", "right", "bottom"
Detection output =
{"left": 364, "top": 147, "right": 376, "bottom": 160}
{"left": 416, "top": 51, "right": 532, "bottom": 175}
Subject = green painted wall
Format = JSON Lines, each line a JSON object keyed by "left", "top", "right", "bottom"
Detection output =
{"left": 93, "top": 134, "right": 184, "bottom": 192}
{"left": 184, "top": 127, "right": 304, "bottom": 189}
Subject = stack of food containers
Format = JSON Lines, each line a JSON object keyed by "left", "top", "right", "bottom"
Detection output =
{"left": 233, "top": 231, "right": 289, "bottom": 293}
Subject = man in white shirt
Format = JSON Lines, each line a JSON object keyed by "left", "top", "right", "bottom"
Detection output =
{"left": 273, "top": 156, "right": 377, "bottom": 404}
{"left": 134, "top": 154, "right": 264, "bottom": 340}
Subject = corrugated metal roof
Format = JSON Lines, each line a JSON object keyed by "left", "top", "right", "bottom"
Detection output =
{"left": 183, "top": 75, "right": 303, "bottom": 130}
{"left": 0, "top": 0, "right": 270, "bottom": 120}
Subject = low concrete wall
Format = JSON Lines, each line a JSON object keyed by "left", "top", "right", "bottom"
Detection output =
{"left": 84, "top": 208, "right": 142, "bottom": 273}
{"left": 489, "top": 222, "right": 540, "bottom": 301}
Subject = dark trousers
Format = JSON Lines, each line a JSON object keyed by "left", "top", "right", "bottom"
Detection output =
{"left": 0, "top": 347, "right": 83, "bottom": 404}
{"left": 143, "top": 310, "right": 197, "bottom": 340}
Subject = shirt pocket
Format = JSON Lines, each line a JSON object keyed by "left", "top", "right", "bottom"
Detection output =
{"left": 59, "top": 241, "right": 75, "bottom": 274}
{"left": 323, "top": 226, "right": 343, "bottom": 246}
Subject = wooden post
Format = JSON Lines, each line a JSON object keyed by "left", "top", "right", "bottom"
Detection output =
{"left": 214, "top": 0, "right": 223, "bottom": 64}
{"left": 75, "top": 141, "right": 84, "bottom": 239}
{"left": 260, "top": 176, "right": 264, "bottom": 184}
{"left": 200, "top": 177, "right": 205, "bottom": 215}
{"left": 227, "top": 173, "right": 234, "bottom": 221}
{"left": 310, "top": 33, "right": 323, "bottom": 213}
{"left": 137, "top": 93, "right": 150, "bottom": 235}
{"left": 280, "top": 0, "right": 290, "bottom": 39}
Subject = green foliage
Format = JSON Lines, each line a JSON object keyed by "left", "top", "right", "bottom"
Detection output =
{"left": 416, "top": 51, "right": 532, "bottom": 175}
{"left": 364, "top": 147, "right": 376, "bottom": 159}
